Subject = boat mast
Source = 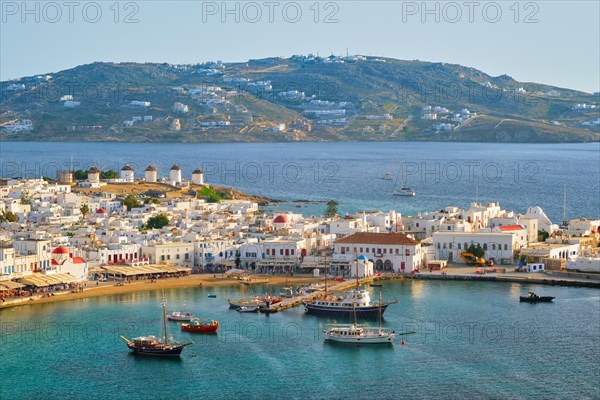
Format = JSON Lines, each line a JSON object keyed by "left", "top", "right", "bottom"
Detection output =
{"left": 562, "top": 182, "right": 568, "bottom": 226}
{"left": 378, "top": 291, "right": 382, "bottom": 334}
{"left": 355, "top": 254, "right": 359, "bottom": 290}
{"left": 162, "top": 290, "right": 168, "bottom": 343}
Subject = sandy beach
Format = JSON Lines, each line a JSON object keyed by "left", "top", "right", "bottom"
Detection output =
{"left": 0, "top": 275, "right": 322, "bottom": 309}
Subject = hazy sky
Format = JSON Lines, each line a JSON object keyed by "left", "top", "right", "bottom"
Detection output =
{"left": 1, "top": 1, "right": 599, "bottom": 92}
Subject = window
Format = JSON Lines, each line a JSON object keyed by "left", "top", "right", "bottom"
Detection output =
{"left": 266, "top": 249, "right": 270, "bottom": 256}
{"left": 291, "top": 249, "right": 294, "bottom": 255}
{"left": 483, "top": 244, "right": 488, "bottom": 250}
{"left": 383, "top": 248, "right": 387, "bottom": 254}
{"left": 437, "top": 243, "right": 440, "bottom": 249}
{"left": 504, "top": 244, "right": 508, "bottom": 251}
{"left": 492, "top": 244, "right": 496, "bottom": 250}
{"left": 405, "top": 249, "right": 410, "bottom": 256}
{"left": 176, "top": 254, "right": 180, "bottom": 259}
{"left": 416, "top": 223, "right": 419, "bottom": 227}
{"left": 458, "top": 243, "right": 461, "bottom": 250}
{"left": 464, "top": 243, "right": 468, "bottom": 250}
{"left": 395, "top": 248, "right": 399, "bottom": 255}
{"left": 360, "top": 247, "right": 363, "bottom": 252}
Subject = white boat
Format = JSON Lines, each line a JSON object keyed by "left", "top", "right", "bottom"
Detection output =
{"left": 323, "top": 292, "right": 396, "bottom": 344}
{"left": 380, "top": 171, "right": 394, "bottom": 181}
{"left": 237, "top": 306, "right": 259, "bottom": 313}
{"left": 167, "top": 305, "right": 194, "bottom": 321}
{"left": 393, "top": 187, "right": 416, "bottom": 196}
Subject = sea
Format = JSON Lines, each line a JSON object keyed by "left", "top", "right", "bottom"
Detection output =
{"left": 0, "top": 141, "right": 599, "bottom": 399}
{"left": 0, "top": 141, "right": 599, "bottom": 221}
{"left": 0, "top": 281, "right": 598, "bottom": 399}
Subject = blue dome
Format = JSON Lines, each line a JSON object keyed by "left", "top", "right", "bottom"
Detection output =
{"left": 357, "top": 254, "right": 367, "bottom": 261}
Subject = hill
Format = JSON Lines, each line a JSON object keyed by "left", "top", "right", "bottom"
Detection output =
{"left": 1, "top": 56, "right": 598, "bottom": 143}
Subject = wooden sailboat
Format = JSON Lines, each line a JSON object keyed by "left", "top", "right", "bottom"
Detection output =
{"left": 228, "top": 280, "right": 265, "bottom": 309}
{"left": 121, "top": 291, "right": 191, "bottom": 356}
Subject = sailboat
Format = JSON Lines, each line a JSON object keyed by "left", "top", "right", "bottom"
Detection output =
{"left": 322, "top": 291, "right": 396, "bottom": 344}
{"left": 121, "top": 291, "right": 192, "bottom": 356}
{"left": 227, "top": 281, "right": 266, "bottom": 309}
{"left": 392, "top": 164, "right": 415, "bottom": 196}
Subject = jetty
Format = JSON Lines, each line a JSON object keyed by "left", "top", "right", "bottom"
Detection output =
{"left": 260, "top": 276, "right": 375, "bottom": 313}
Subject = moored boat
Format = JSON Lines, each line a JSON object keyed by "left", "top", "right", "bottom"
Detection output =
{"left": 121, "top": 291, "right": 191, "bottom": 356}
{"left": 323, "top": 292, "right": 397, "bottom": 344}
{"left": 167, "top": 305, "right": 193, "bottom": 321}
{"left": 237, "top": 306, "right": 259, "bottom": 313}
{"left": 181, "top": 318, "right": 219, "bottom": 333}
{"left": 303, "top": 289, "right": 395, "bottom": 318}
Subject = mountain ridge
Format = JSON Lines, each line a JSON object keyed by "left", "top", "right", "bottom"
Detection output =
{"left": 1, "top": 56, "right": 598, "bottom": 143}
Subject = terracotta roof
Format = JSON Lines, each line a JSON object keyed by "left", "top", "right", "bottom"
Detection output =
{"left": 52, "top": 246, "right": 69, "bottom": 254}
{"left": 335, "top": 232, "right": 419, "bottom": 246}
{"left": 498, "top": 225, "right": 524, "bottom": 231}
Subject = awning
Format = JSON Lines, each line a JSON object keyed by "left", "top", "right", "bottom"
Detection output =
{"left": 102, "top": 265, "right": 191, "bottom": 276}
{"left": 20, "top": 273, "right": 79, "bottom": 287}
{"left": 0, "top": 281, "right": 25, "bottom": 290}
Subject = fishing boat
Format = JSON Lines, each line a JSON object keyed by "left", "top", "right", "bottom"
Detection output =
{"left": 167, "top": 305, "right": 193, "bottom": 321}
{"left": 227, "top": 283, "right": 266, "bottom": 309}
{"left": 520, "top": 292, "right": 555, "bottom": 303}
{"left": 241, "top": 276, "right": 269, "bottom": 285}
{"left": 237, "top": 306, "right": 259, "bottom": 313}
{"left": 121, "top": 291, "right": 191, "bottom": 356}
{"left": 303, "top": 257, "right": 396, "bottom": 318}
{"left": 181, "top": 318, "right": 219, "bottom": 333}
{"left": 323, "top": 292, "right": 396, "bottom": 344}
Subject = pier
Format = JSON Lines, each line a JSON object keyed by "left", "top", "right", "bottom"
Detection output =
{"left": 261, "top": 276, "right": 375, "bottom": 312}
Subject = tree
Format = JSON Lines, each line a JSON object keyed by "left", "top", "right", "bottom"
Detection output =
{"left": 73, "top": 170, "right": 87, "bottom": 180}
{"left": 467, "top": 244, "right": 485, "bottom": 259}
{"left": 100, "top": 170, "right": 118, "bottom": 179}
{"left": 144, "top": 197, "right": 160, "bottom": 205}
{"left": 324, "top": 200, "right": 339, "bottom": 218}
{"left": 145, "top": 214, "right": 169, "bottom": 230}
{"left": 80, "top": 204, "right": 90, "bottom": 218}
{"left": 4, "top": 212, "right": 17, "bottom": 223}
{"left": 123, "top": 195, "right": 142, "bottom": 211}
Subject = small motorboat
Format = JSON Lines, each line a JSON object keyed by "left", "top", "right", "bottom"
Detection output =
{"left": 167, "top": 311, "right": 194, "bottom": 322}
{"left": 181, "top": 318, "right": 219, "bottom": 333}
{"left": 237, "top": 306, "right": 259, "bottom": 313}
{"left": 520, "top": 292, "right": 555, "bottom": 303}
{"left": 393, "top": 187, "right": 416, "bottom": 196}
{"left": 207, "top": 294, "right": 217, "bottom": 298}
{"left": 259, "top": 307, "right": 278, "bottom": 314}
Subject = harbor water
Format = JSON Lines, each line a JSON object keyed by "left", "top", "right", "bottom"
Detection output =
{"left": 1, "top": 281, "right": 599, "bottom": 399}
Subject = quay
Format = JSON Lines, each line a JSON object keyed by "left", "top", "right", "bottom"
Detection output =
{"left": 261, "top": 276, "right": 375, "bottom": 312}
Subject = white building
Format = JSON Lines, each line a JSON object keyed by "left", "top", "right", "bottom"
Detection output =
{"left": 170, "top": 165, "right": 182, "bottom": 184}
{"left": 145, "top": 165, "right": 158, "bottom": 183}
{"left": 332, "top": 232, "right": 422, "bottom": 273}
{"left": 432, "top": 232, "right": 517, "bottom": 263}
{"left": 120, "top": 165, "right": 135, "bottom": 183}
{"left": 191, "top": 168, "right": 205, "bottom": 185}
{"left": 141, "top": 242, "right": 194, "bottom": 267}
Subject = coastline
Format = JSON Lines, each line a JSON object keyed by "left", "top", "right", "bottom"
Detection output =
{"left": 0, "top": 275, "right": 321, "bottom": 310}
{"left": 2, "top": 269, "right": 598, "bottom": 311}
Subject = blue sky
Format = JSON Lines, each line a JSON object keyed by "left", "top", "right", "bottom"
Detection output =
{"left": 1, "top": 1, "right": 599, "bottom": 93}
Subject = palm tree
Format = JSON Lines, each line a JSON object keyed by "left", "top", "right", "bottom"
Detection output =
{"left": 80, "top": 204, "right": 90, "bottom": 218}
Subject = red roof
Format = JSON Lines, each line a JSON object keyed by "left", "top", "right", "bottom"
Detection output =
{"left": 52, "top": 246, "right": 69, "bottom": 254}
{"left": 72, "top": 257, "right": 85, "bottom": 264}
{"left": 273, "top": 215, "right": 288, "bottom": 223}
{"left": 335, "top": 232, "right": 419, "bottom": 246}
{"left": 96, "top": 208, "right": 107, "bottom": 214}
{"left": 498, "top": 225, "right": 523, "bottom": 231}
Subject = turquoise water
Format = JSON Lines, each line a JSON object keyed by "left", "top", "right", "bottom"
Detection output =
{"left": 1, "top": 281, "right": 598, "bottom": 399}
{"left": 1, "top": 141, "right": 599, "bottom": 221}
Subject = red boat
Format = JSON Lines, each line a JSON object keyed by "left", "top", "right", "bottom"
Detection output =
{"left": 180, "top": 318, "right": 219, "bottom": 333}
